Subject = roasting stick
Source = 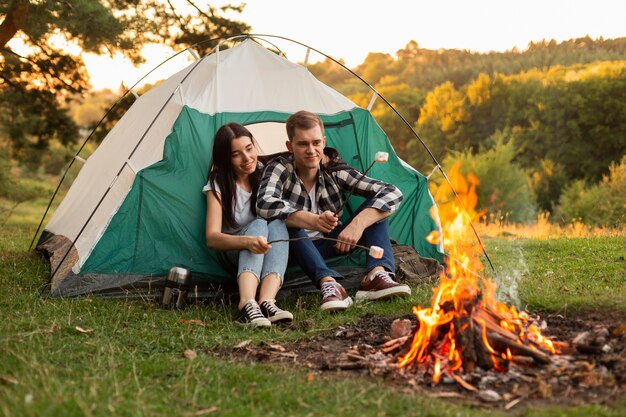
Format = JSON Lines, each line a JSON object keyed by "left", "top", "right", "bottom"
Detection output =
{"left": 268, "top": 236, "right": 384, "bottom": 259}
{"left": 334, "top": 151, "right": 389, "bottom": 215}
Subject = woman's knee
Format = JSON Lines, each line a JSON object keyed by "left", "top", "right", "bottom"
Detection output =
{"left": 268, "top": 219, "right": 288, "bottom": 239}
{"left": 245, "top": 218, "right": 269, "bottom": 236}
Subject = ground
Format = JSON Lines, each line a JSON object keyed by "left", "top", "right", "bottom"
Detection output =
{"left": 216, "top": 311, "right": 626, "bottom": 410}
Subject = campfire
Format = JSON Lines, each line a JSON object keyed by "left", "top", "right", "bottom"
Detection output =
{"left": 224, "top": 162, "right": 625, "bottom": 408}
{"left": 396, "top": 163, "right": 556, "bottom": 383}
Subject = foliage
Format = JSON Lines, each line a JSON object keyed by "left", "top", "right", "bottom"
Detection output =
{"left": 404, "top": 61, "right": 626, "bottom": 187}
{"left": 390, "top": 36, "right": 626, "bottom": 92}
{"left": 311, "top": 37, "right": 626, "bottom": 197}
{"left": 529, "top": 159, "right": 569, "bottom": 212}
{"left": 442, "top": 134, "right": 537, "bottom": 223}
{"left": 0, "top": 0, "right": 250, "bottom": 164}
{"left": 0, "top": 146, "right": 51, "bottom": 222}
{"left": 556, "top": 156, "right": 626, "bottom": 227}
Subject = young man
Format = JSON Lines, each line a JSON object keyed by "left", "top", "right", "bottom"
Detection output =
{"left": 256, "top": 110, "right": 410, "bottom": 312}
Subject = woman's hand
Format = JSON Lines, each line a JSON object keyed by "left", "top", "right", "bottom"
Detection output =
{"left": 247, "top": 236, "right": 271, "bottom": 254}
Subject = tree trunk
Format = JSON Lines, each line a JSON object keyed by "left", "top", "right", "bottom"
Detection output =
{"left": 0, "top": 1, "right": 30, "bottom": 49}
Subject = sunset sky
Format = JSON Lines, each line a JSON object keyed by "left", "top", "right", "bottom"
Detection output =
{"left": 84, "top": 0, "right": 626, "bottom": 90}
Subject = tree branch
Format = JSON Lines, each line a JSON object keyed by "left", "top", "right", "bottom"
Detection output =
{"left": 185, "top": 0, "right": 213, "bottom": 21}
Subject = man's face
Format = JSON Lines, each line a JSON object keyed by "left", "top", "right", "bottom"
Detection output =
{"left": 286, "top": 124, "right": 326, "bottom": 172}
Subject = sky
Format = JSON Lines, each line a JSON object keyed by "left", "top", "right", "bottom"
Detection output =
{"left": 84, "top": 0, "right": 626, "bottom": 90}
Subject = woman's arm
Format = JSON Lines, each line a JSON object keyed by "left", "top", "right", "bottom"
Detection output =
{"left": 205, "top": 192, "right": 270, "bottom": 254}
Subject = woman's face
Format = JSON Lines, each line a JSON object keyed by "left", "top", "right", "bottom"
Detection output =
{"left": 230, "top": 135, "right": 258, "bottom": 179}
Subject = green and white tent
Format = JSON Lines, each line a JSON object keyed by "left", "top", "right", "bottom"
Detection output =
{"left": 36, "top": 37, "right": 444, "bottom": 298}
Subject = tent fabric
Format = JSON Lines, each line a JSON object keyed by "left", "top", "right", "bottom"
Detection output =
{"left": 36, "top": 39, "right": 444, "bottom": 298}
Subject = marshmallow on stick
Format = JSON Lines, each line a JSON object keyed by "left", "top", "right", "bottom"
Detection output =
{"left": 375, "top": 152, "right": 389, "bottom": 163}
{"left": 369, "top": 245, "right": 384, "bottom": 259}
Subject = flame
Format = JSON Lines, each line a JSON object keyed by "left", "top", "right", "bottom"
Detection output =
{"left": 398, "top": 162, "right": 555, "bottom": 382}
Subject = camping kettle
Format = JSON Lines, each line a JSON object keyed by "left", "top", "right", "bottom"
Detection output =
{"left": 162, "top": 267, "right": 192, "bottom": 309}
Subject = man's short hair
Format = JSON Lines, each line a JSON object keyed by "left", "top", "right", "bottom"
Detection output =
{"left": 286, "top": 110, "right": 324, "bottom": 140}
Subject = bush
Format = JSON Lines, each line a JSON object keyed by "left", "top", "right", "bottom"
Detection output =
{"left": 557, "top": 156, "right": 626, "bottom": 227}
{"left": 529, "top": 158, "right": 568, "bottom": 212}
{"left": 442, "top": 133, "right": 537, "bottom": 223}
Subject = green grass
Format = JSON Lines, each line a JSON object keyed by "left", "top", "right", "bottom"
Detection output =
{"left": 1, "top": 199, "right": 625, "bottom": 416}
{"left": 485, "top": 236, "right": 626, "bottom": 314}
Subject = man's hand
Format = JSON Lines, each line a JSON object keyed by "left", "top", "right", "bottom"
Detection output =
{"left": 316, "top": 210, "right": 338, "bottom": 233}
{"left": 247, "top": 236, "right": 271, "bottom": 254}
{"left": 335, "top": 221, "right": 364, "bottom": 253}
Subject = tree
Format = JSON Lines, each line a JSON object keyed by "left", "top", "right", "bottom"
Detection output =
{"left": 0, "top": 0, "right": 250, "bottom": 165}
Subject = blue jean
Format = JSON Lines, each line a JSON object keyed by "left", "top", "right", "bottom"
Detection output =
{"left": 288, "top": 200, "right": 395, "bottom": 287}
{"left": 224, "top": 219, "right": 289, "bottom": 284}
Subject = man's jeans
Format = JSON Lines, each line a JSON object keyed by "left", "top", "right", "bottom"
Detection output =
{"left": 224, "top": 219, "right": 289, "bottom": 284}
{"left": 288, "top": 200, "right": 395, "bottom": 287}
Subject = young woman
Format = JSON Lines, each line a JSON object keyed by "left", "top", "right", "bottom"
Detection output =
{"left": 204, "top": 122, "right": 292, "bottom": 327}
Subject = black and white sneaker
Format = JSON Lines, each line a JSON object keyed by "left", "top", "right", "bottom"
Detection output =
{"left": 237, "top": 300, "right": 271, "bottom": 327}
{"left": 260, "top": 300, "right": 294, "bottom": 324}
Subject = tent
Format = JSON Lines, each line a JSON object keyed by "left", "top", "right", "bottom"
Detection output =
{"left": 36, "top": 36, "right": 444, "bottom": 298}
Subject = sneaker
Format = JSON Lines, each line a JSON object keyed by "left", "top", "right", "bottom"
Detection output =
{"left": 260, "top": 300, "right": 294, "bottom": 324}
{"left": 355, "top": 270, "right": 411, "bottom": 301}
{"left": 320, "top": 281, "right": 353, "bottom": 312}
{"left": 237, "top": 300, "right": 271, "bottom": 327}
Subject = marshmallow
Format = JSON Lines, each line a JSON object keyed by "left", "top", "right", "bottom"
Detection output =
{"left": 369, "top": 245, "right": 384, "bottom": 259}
{"left": 375, "top": 152, "right": 389, "bottom": 163}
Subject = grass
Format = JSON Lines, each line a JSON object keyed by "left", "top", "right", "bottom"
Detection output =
{"left": 1, "top": 198, "right": 625, "bottom": 417}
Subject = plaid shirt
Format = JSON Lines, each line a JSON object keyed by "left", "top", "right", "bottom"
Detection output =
{"left": 257, "top": 148, "right": 403, "bottom": 221}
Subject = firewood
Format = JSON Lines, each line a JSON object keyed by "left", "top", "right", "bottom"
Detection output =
{"left": 487, "top": 332, "right": 552, "bottom": 364}
{"left": 473, "top": 324, "right": 495, "bottom": 370}
{"left": 454, "top": 315, "right": 477, "bottom": 372}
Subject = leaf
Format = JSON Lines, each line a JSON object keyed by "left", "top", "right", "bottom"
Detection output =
{"left": 188, "top": 406, "right": 219, "bottom": 416}
{"left": 75, "top": 326, "right": 94, "bottom": 334}
{"left": 234, "top": 340, "right": 252, "bottom": 349}
{"left": 183, "top": 349, "right": 197, "bottom": 360}
{"left": 0, "top": 375, "right": 18, "bottom": 385}
{"left": 268, "top": 343, "right": 286, "bottom": 352}
{"left": 179, "top": 318, "right": 209, "bottom": 327}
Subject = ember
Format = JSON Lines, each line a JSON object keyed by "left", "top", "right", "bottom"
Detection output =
{"left": 397, "top": 163, "right": 556, "bottom": 382}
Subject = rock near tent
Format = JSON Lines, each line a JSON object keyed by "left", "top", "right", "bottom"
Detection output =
{"left": 35, "top": 35, "right": 444, "bottom": 298}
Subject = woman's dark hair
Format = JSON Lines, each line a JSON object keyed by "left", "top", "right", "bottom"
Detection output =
{"left": 207, "top": 122, "right": 260, "bottom": 229}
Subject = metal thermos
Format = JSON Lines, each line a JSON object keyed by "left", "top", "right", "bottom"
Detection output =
{"left": 162, "top": 267, "right": 192, "bottom": 309}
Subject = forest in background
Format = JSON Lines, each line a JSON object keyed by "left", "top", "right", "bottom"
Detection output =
{"left": 308, "top": 36, "right": 626, "bottom": 225}
{"left": 6, "top": 36, "right": 626, "bottom": 227}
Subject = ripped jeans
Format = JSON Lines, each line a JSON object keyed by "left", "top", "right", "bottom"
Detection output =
{"left": 224, "top": 219, "right": 289, "bottom": 284}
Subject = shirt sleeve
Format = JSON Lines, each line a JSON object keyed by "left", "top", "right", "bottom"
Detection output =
{"left": 334, "top": 167, "right": 403, "bottom": 212}
{"left": 202, "top": 180, "right": 220, "bottom": 195}
{"left": 256, "top": 161, "right": 299, "bottom": 220}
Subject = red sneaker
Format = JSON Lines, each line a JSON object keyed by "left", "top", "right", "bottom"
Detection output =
{"left": 355, "top": 270, "right": 411, "bottom": 301}
{"left": 320, "top": 282, "right": 353, "bottom": 312}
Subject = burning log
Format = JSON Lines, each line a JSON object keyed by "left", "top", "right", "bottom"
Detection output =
{"left": 487, "top": 332, "right": 552, "bottom": 364}
{"left": 453, "top": 315, "right": 476, "bottom": 372}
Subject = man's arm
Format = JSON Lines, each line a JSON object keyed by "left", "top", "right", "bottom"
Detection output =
{"left": 331, "top": 168, "right": 402, "bottom": 253}
{"left": 256, "top": 160, "right": 298, "bottom": 220}
{"left": 286, "top": 210, "right": 338, "bottom": 233}
{"left": 334, "top": 168, "right": 403, "bottom": 213}
{"left": 334, "top": 207, "right": 390, "bottom": 253}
